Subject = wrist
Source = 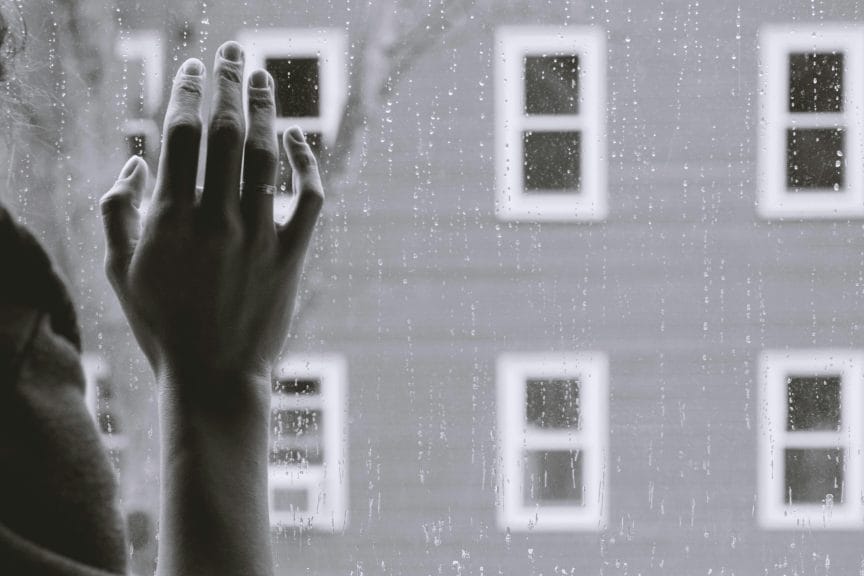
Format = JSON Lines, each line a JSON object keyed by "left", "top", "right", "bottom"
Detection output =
{"left": 156, "top": 363, "right": 273, "bottom": 431}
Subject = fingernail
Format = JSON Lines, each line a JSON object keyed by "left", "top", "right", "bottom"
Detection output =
{"left": 118, "top": 156, "right": 140, "bottom": 180}
{"left": 250, "top": 69, "right": 270, "bottom": 88}
{"left": 220, "top": 41, "right": 244, "bottom": 63}
{"left": 287, "top": 126, "right": 304, "bottom": 142}
{"left": 180, "top": 58, "right": 204, "bottom": 76}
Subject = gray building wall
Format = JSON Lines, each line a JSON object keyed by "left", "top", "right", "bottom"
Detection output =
{"left": 6, "top": 0, "right": 864, "bottom": 575}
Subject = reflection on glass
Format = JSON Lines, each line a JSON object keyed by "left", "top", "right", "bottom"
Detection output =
{"left": 786, "top": 375, "right": 841, "bottom": 431}
{"left": 788, "top": 52, "right": 843, "bottom": 113}
{"left": 786, "top": 128, "right": 844, "bottom": 190}
{"left": 524, "top": 55, "right": 579, "bottom": 115}
{"left": 523, "top": 450, "right": 582, "bottom": 505}
{"left": 526, "top": 378, "right": 580, "bottom": 429}
{"left": 523, "top": 130, "right": 581, "bottom": 192}
{"left": 785, "top": 448, "right": 844, "bottom": 505}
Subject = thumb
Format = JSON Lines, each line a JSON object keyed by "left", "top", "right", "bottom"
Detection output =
{"left": 100, "top": 156, "right": 148, "bottom": 280}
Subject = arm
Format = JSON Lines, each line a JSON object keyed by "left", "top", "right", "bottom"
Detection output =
{"left": 99, "top": 41, "right": 324, "bottom": 576}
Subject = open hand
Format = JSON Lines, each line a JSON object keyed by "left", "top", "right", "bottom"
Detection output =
{"left": 99, "top": 41, "right": 323, "bottom": 394}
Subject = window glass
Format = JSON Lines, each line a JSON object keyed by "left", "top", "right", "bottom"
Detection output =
{"left": 785, "top": 448, "right": 844, "bottom": 505}
{"left": 267, "top": 57, "right": 320, "bottom": 117}
{"left": 786, "top": 128, "right": 844, "bottom": 190}
{"left": 523, "top": 450, "right": 583, "bottom": 504}
{"left": 786, "top": 375, "right": 841, "bottom": 431}
{"left": 524, "top": 55, "right": 579, "bottom": 115}
{"left": 789, "top": 52, "right": 844, "bottom": 113}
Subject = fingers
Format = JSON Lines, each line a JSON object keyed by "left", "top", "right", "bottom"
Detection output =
{"left": 278, "top": 128, "right": 325, "bottom": 259}
{"left": 154, "top": 58, "right": 205, "bottom": 207}
{"left": 100, "top": 156, "right": 148, "bottom": 280}
{"left": 240, "top": 69, "right": 278, "bottom": 233}
{"left": 201, "top": 41, "right": 246, "bottom": 219}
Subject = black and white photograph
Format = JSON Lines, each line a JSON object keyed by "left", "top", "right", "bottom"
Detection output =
{"left": 0, "top": 1, "right": 862, "bottom": 574}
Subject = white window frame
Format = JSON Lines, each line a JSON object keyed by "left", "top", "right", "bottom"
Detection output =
{"left": 758, "top": 349, "right": 864, "bottom": 530}
{"left": 237, "top": 28, "right": 348, "bottom": 146}
{"left": 81, "top": 353, "right": 129, "bottom": 455}
{"left": 270, "top": 354, "right": 348, "bottom": 531}
{"left": 497, "top": 352, "right": 608, "bottom": 531}
{"left": 115, "top": 30, "right": 163, "bottom": 159}
{"left": 758, "top": 25, "right": 864, "bottom": 219}
{"left": 495, "top": 26, "right": 607, "bottom": 222}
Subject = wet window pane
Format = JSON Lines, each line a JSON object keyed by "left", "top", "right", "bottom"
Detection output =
{"left": 125, "top": 132, "right": 147, "bottom": 158}
{"left": 523, "top": 130, "right": 581, "bottom": 192}
{"left": 266, "top": 57, "right": 319, "bottom": 117}
{"left": 786, "top": 375, "right": 841, "bottom": 431}
{"left": 784, "top": 448, "right": 844, "bottom": 505}
{"left": 272, "top": 409, "right": 322, "bottom": 436}
{"left": 123, "top": 58, "right": 146, "bottom": 117}
{"left": 526, "top": 378, "right": 580, "bottom": 429}
{"left": 523, "top": 450, "right": 582, "bottom": 505}
{"left": 273, "top": 377, "right": 321, "bottom": 396}
{"left": 524, "top": 55, "right": 579, "bottom": 115}
{"left": 786, "top": 128, "right": 844, "bottom": 190}
{"left": 95, "top": 375, "right": 121, "bottom": 435}
{"left": 272, "top": 487, "right": 308, "bottom": 512}
{"left": 788, "top": 52, "right": 843, "bottom": 113}
{"left": 269, "top": 445, "right": 324, "bottom": 466}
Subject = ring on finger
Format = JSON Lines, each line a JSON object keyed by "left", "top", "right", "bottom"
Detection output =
{"left": 241, "top": 182, "right": 277, "bottom": 197}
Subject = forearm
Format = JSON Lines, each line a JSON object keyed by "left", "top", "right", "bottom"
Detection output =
{"left": 156, "top": 374, "right": 274, "bottom": 576}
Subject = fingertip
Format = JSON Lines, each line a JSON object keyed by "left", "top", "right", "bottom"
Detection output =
{"left": 219, "top": 41, "right": 244, "bottom": 63}
{"left": 249, "top": 69, "right": 272, "bottom": 89}
{"left": 285, "top": 126, "right": 305, "bottom": 144}
{"left": 177, "top": 58, "right": 205, "bottom": 78}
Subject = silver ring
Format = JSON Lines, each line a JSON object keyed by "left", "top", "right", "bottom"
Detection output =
{"left": 241, "top": 183, "right": 277, "bottom": 196}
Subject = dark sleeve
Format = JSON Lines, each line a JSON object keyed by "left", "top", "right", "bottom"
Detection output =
{"left": 0, "top": 205, "right": 128, "bottom": 576}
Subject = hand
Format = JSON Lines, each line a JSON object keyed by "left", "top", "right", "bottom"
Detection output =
{"left": 100, "top": 41, "right": 323, "bottom": 394}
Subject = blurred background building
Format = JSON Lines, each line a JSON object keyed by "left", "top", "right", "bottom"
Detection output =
{"left": 3, "top": 0, "right": 864, "bottom": 575}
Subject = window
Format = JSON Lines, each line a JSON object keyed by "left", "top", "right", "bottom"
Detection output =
{"left": 269, "top": 355, "right": 347, "bottom": 531}
{"left": 115, "top": 31, "right": 163, "bottom": 165}
{"left": 758, "top": 350, "right": 864, "bottom": 529}
{"left": 497, "top": 352, "right": 608, "bottom": 531}
{"left": 237, "top": 29, "right": 347, "bottom": 221}
{"left": 758, "top": 26, "right": 864, "bottom": 218}
{"left": 81, "top": 354, "right": 128, "bottom": 476}
{"left": 495, "top": 26, "right": 606, "bottom": 222}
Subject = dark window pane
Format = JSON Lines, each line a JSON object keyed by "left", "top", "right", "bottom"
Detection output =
{"left": 523, "top": 131, "right": 581, "bottom": 192}
{"left": 269, "top": 445, "right": 324, "bottom": 466}
{"left": 266, "top": 57, "right": 319, "bottom": 118}
{"left": 273, "top": 377, "right": 320, "bottom": 396}
{"left": 123, "top": 58, "right": 146, "bottom": 117}
{"left": 272, "top": 409, "right": 322, "bottom": 436}
{"left": 272, "top": 487, "right": 308, "bottom": 512}
{"left": 786, "top": 375, "right": 841, "bottom": 431}
{"left": 126, "top": 132, "right": 147, "bottom": 158}
{"left": 523, "top": 450, "right": 583, "bottom": 505}
{"left": 526, "top": 378, "right": 580, "bottom": 429}
{"left": 789, "top": 52, "right": 843, "bottom": 113}
{"left": 524, "top": 55, "right": 579, "bottom": 115}
{"left": 278, "top": 132, "right": 322, "bottom": 193}
{"left": 785, "top": 448, "right": 844, "bottom": 505}
{"left": 786, "top": 128, "right": 844, "bottom": 191}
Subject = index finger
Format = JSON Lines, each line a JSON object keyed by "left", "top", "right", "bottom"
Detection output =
{"left": 153, "top": 58, "right": 206, "bottom": 207}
